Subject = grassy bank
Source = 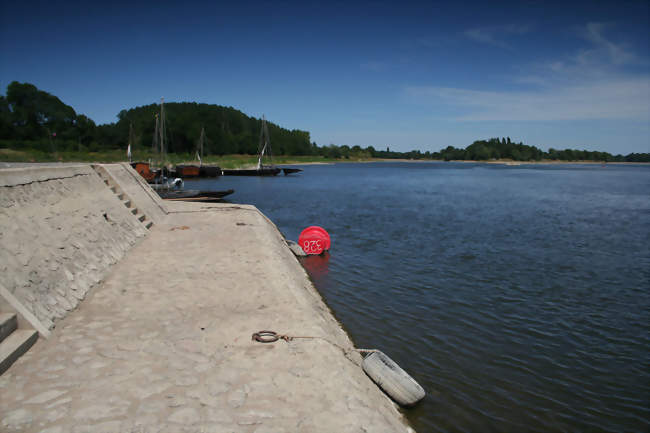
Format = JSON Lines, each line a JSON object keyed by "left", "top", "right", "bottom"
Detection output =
{"left": 0, "top": 148, "right": 346, "bottom": 168}
{"left": 4, "top": 148, "right": 645, "bottom": 168}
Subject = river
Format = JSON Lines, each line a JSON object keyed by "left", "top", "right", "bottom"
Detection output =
{"left": 186, "top": 162, "right": 650, "bottom": 432}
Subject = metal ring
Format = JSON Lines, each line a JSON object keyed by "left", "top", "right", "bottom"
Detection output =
{"left": 252, "top": 331, "right": 279, "bottom": 343}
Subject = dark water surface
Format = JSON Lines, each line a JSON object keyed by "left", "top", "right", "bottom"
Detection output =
{"left": 187, "top": 162, "right": 650, "bottom": 432}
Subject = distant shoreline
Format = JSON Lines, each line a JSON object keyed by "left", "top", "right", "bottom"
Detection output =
{"left": 3, "top": 148, "right": 648, "bottom": 169}
{"left": 286, "top": 158, "right": 649, "bottom": 167}
{"left": 450, "top": 159, "right": 649, "bottom": 166}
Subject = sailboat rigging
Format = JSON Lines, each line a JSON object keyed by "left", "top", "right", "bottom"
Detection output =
{"left": 256, "top": 116, "right": 275, "bottom": 171}
{"left": 222, "top": 115, "right": 282, "bottom": 176}
{"left": 127, "top": 122, "right": 134, "bottom": 163}
{"left": 196, "top": 126, "right": 205, "bottom": 166}
{"left": 131, "top": 98, "right": 167, "bottom": 182}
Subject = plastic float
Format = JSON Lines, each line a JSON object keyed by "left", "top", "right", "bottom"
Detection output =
{"left": 298, "top": 226, "right": 331, "bottom": 255}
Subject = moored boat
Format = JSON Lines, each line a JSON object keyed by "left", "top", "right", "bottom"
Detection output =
{"left": 133, "top": 98, "right": 168, "bottom": 183}
{"left": 131, "top": 162, "right": 158, "bottom": 182}
{"left": 222, "top": 116, "right": 281, "bottom": 177}
{"left": 222, "top": 167, "right": 281, "bottom": 176}
{"left": 157, "top": 188, "right": 234, "bottom": 201}
{"left": 175, "top": 164, "right": 200, "bottom": 178}
{"left": 199, "top": 165, "right": 222, "bottom": 177}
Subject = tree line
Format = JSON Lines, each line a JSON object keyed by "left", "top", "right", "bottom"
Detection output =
{"left": 0, "top": 81, "right": 315, "bottom": 156}
{"left": 317, "top": 138, "right": 649, "bottom": 162}
{"left": 430, "top": 138, "right": 650, "bottom": 163}
{"left": 1, "top": 81, "right": 648, "bottom": 163}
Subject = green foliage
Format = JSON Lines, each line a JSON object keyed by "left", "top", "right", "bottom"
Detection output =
{"left": 5, "top": 81, "right": 77, "bottom": 141}
{"left": 98, "top": 101, "right": 314, "bottom": 156}
{"left": 430, "top": 138, "right": 637, "bottom": 162}
{"left": 0, "top": 147, "right": 337, "bottom": 167}
{"left": 1, "top": 82, "right": 648, "bottom": 164}
{"left": 0, "top": 82, "right": 313, "bottom": 157}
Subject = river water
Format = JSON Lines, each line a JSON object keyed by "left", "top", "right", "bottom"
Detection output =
{"left": 186, "top": 162, "right": 650, "bottom": 432}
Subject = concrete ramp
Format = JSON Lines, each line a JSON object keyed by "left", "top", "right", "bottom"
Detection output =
{"left": 0, "top": 164, "right": 412, "bottom": 432}
{"left": 0, "top": 164, "right": 152, "bottom": 333}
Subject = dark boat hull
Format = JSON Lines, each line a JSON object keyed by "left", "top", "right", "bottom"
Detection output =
{"left": 222, "top": 168, "right": 281, "bottom": 176}
{"left": 157, "top": 189, "right": 234, "bottom": 200}
{"left": 199, "top": 165, "right": 222, "bottom": 177}
{"left": 282, "top": 168, "right": 302, "bottom": 175}
{"left": 175, "top": 165, "right": 200, "bottom": 178}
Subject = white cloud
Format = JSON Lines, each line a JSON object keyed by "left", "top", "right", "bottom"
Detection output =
{"left": 464, "top": 24, "right": 531, "bottom": 49}
{"left": 579, "top": 22, "right": 636, "bottom": 65}
{"left": 518, "top": 22, "right": 643, "bottom": 87}
{"left": 405, "top": 78, "right": 649, "bottom": 121}
{"left": 410, "top": 22, "right": 649, "bottom": 122}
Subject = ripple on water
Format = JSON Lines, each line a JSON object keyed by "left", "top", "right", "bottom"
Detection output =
{"left": 186, "top": 163, "right": 650, "bottom": 432}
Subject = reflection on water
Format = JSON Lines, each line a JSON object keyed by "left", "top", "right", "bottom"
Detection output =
{"left": 300, "top": 252, "right": 330, "bottom": 282}
{"left": 187, "top": 163, "right": 650, "bottom": 432}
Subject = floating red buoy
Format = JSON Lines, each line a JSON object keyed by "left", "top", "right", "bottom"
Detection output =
{"left": 298, "top": 226, "right": 331, "bottom": 255}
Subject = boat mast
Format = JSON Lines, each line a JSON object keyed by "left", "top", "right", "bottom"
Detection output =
{"left": 159, "top": 98, "right": 165, "bottom": 158}
{"left": 257, "top": 115, "right": 274, "bottom": 170}
{"left": 128, "top": 122, "right": 134, "bottom": 163}
{"left": 264, "top": 118, "right": 273, "bottom": 167}
{"left": 152, "top": 114, "right": 159, "bottom": 153}
{"left": 198, "top": 126, "right": 205, "bottom": 166}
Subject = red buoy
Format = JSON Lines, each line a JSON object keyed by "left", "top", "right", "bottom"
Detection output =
{"left": 298, "top": 226, "right": 331, "bottom": 255}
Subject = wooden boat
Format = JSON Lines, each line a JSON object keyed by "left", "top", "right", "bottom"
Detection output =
{"left": 131, "top": 162, "right": 157, "bottom": 182}
{"left": 149, "top": 178, "right": 183, "bottom": 191}
{"left": 222, "top": 167, "right": 281, "bottom": 176}
{"left": 222, "top": 116, "right": 281, "bottom": 177}
{"left": 157, "top": 189, "right": 234, "bottom": 200}
{"left": 199, "top": 165, "right": 222, "bottom": 177}
{"left": 182, "top": 127, "right": 222, "bottom": 178}
{"left": 163, "top": 196, "right": 226, "bottom": 203}
{"left": 134, "top": 98, "right": 168, "bottom": 183}
{"left": 175, "top": 164, "right": 200, "bottom": 178}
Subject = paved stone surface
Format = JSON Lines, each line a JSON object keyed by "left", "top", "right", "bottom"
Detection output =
{"left": 1, "top": 201, "right": 411, "bottom": 432}
{"left": 0, "top": 165, "right": 148, "bottom": 331}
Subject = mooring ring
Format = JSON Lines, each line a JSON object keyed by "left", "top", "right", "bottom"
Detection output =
{"left": 252, "top": 331, "right": 280, "bottom": 343}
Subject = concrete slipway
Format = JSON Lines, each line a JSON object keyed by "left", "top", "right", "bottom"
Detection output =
{"left": 0, "top": 163, "right": 412, "bottom": 432}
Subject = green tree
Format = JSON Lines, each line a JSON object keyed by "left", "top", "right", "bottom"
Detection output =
{"left": 75, "top": 114, "right": 96, "bottom": 147}
{"left": 0, "top": 96, "right": 13, "bottom": 139}
{"left": 5, "top": 81, "right": 77, "bottom": 141}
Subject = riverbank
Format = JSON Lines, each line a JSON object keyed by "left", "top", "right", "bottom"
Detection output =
{"left": 6, "top": 148, "right": 646, "bottom": 169}
{"left": 0, "top": 149, "right": 343, "bottom": 168}
{"left": 450, "top": 159, "right": 649, "bottom": 165}
{"left": 0, "top": 163, "right": 412, "bottom": 432}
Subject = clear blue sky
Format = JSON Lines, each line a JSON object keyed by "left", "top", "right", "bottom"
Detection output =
{"left": 1, "top": 0, "right": 648, "bottom": 154}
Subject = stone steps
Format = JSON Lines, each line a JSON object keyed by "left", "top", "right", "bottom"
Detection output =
{"left": 0, "top": 313, "right": 17, "bottom": 343}
{"left": 92, "top": 165, "right": 154, "bottom": 231}
{"left": 0, "top": 313, "right": 38, "bottom": 375}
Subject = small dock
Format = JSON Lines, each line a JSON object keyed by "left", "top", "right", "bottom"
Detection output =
{"left": 0, "top": 163, "right": 411, "bottom": 432}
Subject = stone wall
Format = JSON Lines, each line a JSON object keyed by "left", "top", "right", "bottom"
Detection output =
{"left": 0, "top": 165, "right": 153, "bottom": 332}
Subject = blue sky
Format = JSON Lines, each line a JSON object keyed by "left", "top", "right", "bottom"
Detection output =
{"left": 1, "top": 0, "right": 648, "bottom": 154}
